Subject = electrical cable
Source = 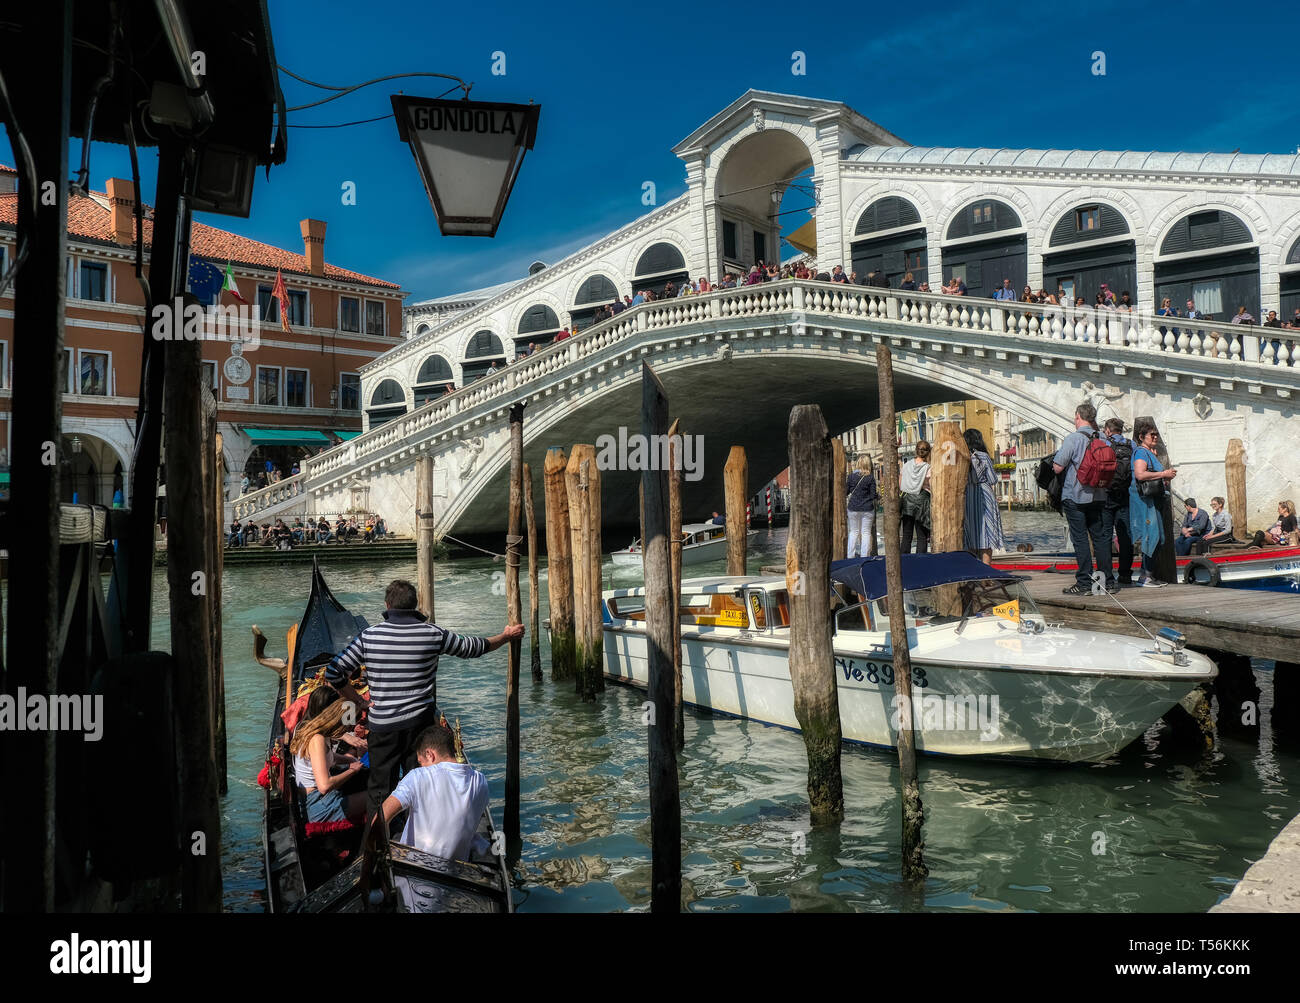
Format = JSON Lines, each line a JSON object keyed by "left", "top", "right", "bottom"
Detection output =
{"left": 279, "top": 69, "right": 472, "bottom": 112}
{"left": 0, "top": 63, "right": 38, "bottom": 298}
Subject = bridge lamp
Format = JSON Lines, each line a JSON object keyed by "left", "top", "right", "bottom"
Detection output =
{"left": 392, "top": 96, "right": 541, "bottom": 237}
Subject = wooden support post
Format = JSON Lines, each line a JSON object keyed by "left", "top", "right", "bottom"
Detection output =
{"left": 930, "top": 420, "right": 969, "bottom": 614}
{"left": 505, "top": 406, "right": 524, "bottom": 850}
{"left": 725, "top": 446, "right": 748, "bottom": 575}
{"left": 588, "top": 450, "right": 604, "bottom": 695}
{"left": 641, "top": 364, "right": 681, "bottom": 912}
{"left": 831, "top": 438, "right": 848, "bottom": 562}
{"left": 166, "top": 313, "right": 223, "bottom": 911}
{"left": 668, "top": 419, "right": 684, "bottom": 753}
{"left": 524, "top": 462, "right": 542, "bottom": 682}
{"left": 1213, "top": 651, "right": 1260, "bottom": 737}
{"left": 416, "top": 456, "right": 437, "bottom": 621}
{"left": 1, "top": 3, "right": 71, "bottom": 911}
{"left": 876, "top": 345, "right": 927, "bottom": 883}
{"left": 1138, "top": 414, "right": 1177, "bottom": 583}
{"left": 1272, "top": 662, "right": 1300, "bottom": 734}
{"left": 212, "top": 424, "right": 226, "bottom": 796}
{"left": 1226, "top": 439, "right": 1247, "bottom": 538}
{"left": 544, "top": 448, "right": 575, "bottom": 680}
{"left": 785, "top": 405, "right": 844, "bottom": 825}
{"left": 566, "top": 445, "right": 598, "bottom": 700}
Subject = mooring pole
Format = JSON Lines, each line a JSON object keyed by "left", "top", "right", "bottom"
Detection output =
{"left": 505, "top": 404, "right": 524, "bottom": 850}
{"left": 1, "top": 0, "right": 71, "bottom": 910}
{"left": 587, "top": 449, "right": 604, "bottom": 695}
{"left": 1225, "top": 439, "right": 1247, "bottom": 540}
{"left": 668, "top": 418, "right": 684, "bottom": 753}
{"left": 877, "top": 344, "right": 927, "bottom": 883}
{"left": 831, "top": 438, "right": 848, "bottom": 562}
{"left": 524, "top": 462, "right": 543, "bottom": 682}
{"left": 565, "top": 445, "right": 598, "bottom": 701}
{"left": 416, "top": 455, "right": 436, "bottom": 621}
{"left": 930, "top": 419, "right": 969, "bottom": 615}
{"left": 543, "top": 447, "right": 575, "bottom": 680}
{"left": 213, "top": 430, "right": 226, "bottom": 795}
{"left": 641, "top": 363, "right": 681, "bottom": 912}
{"left": 786, "top": 405, "right": 845, "bottom": 825}
{"left": 725, "top": 446, "right": 748, "bottom": 575}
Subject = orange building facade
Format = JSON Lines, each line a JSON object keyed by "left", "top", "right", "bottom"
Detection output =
{"left": 0, "top": 166, "right": 407, "bottom": 507}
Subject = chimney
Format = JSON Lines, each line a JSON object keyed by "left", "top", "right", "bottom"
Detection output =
{"left": 107, "top": 178, "right": 136, "bottom": 245}
{"left": 301, "top": 218, "right": 326, "bottom": 277}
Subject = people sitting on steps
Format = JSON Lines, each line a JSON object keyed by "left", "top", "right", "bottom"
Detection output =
{"left": 1265, "top": 500, "right": 1298, "bottom": 545}
{"left": 1173, "top": 497, "right": 1210, "bottom": 556}
{"left": 1199, "top": 497, "right": 1234, "bottom": 552}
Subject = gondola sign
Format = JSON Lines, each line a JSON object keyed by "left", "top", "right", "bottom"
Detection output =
{"left": 391, "top": 95, "right": 540, "bottom": 237}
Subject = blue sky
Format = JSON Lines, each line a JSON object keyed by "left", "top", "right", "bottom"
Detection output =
{"left": 7, "top": 0, "right": 1300, "bottom": 302}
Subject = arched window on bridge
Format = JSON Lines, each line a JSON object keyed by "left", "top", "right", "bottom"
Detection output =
{"left": 570, "top": 274, "right": 620, "bottom": 332}
{"left": 1155, "top": 209, "right": 1258, "bottom": 322}
{"left": 942, "top": 199, "right": 1025, "bottom": 299}
{"left": 412, "top": 354, "right": 455, "bottom": 406}
{"left": 415, "top": 323, "right": 430, "bottom": 335}
{"left": 1043, "top": 202, "right": 1135, "bottom": 308}
{"left": 851, "top": 196, "right": 927, "bottom": 288}
{"left": 516, "top": 304, "right": 561, "bottom": 353}
{"left": 367, "top": 378, "right": 407, "bottom": 428}
{"left": 633, "top": 242, "right": 689, "bottom": 298}
{"left": 462, "top": 329, "right": 505, "bottom": 383}
{"left": 1282, "top": 236, "right": 1300, "bottom": 323}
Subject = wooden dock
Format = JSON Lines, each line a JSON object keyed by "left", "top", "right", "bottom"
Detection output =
{"left": 1019, "top": 571, "right": 1299, "bottom": 663}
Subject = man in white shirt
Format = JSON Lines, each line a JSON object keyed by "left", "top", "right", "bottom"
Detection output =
{"left": 382, "top": 723, "right": 489, "bottom": 862}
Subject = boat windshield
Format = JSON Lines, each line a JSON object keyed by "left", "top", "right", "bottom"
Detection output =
{"left": 870, "top": 578, "right": 1043, "bottom": 631}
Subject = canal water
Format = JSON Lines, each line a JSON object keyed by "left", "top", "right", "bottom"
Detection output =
{"left": 159, "top": 509, "right": 1300, "bottom": 912}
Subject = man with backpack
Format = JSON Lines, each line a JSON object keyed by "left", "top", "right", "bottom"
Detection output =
{"left": 1101, "top": 418, "right": 1135, "bottom": 586}
{"left": 1052, "top": 403, "right": 1118, "bottom": 595}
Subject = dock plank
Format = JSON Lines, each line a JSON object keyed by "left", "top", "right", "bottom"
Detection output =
{"left": 1020, "top": 572, "right": 1300, "bottom": 663}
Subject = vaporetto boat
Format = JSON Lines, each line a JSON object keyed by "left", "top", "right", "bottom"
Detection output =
{"left": 610, "top": 522, "right": 757, "bottom": 567}
{"left": 596, "top": 553, "right": 1217, "bottom": 764}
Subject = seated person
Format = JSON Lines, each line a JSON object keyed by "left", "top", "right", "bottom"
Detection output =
{"left": 381, "top": 724, "right": 489, "bottom": 861}
{"left": 1174, "top": 497, "right": 1210, "bottom": 556}
{"left": 291, "top": 517, "right": 305, "bottom": 544}
{"left": 335, "top": 515, "right": 349, "bottom": 542}
{"left": 362, "top": 516, "right": 376, "bottom": 543}
{"left": 709, "top": 510, "right": 726, "bottom": 526}
{"left": 1199, "top": 497, "right": 1234, "bottom": 552}
{"left": 1266, "top": 500, "right": 1298, "bottom": 544}
{"left": 228, "top": 518, "right": 243, "bottom": 547}
{"left": 345, "top": 517, "right": 360, "bottom": 541}
{"left": 289, "top": 686, "right": 368, "bottom": 824}
{"left": 316, "top": 517, "right": 332, "bottom": 543}
{"left": 274, "top": 519, "right": 293, "bottom": 549}
{"left": 374, "top": 516, "right": 387, "bottom": 539}
{"left": 259, "top": 522, "right": 275, "bottom": 545}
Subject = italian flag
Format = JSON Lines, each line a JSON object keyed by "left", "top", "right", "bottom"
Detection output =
{"left": 222, "top": 261, "right": 246, "bottom": 303}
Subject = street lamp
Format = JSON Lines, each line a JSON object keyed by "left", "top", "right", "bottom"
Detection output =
{"left": 391, "top": 95, "right": 540, "bottom": 237}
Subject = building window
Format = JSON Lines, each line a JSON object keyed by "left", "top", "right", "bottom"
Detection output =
{"left": 257, "top": 285, "right": 279, "bottom": 324}
{"left": 79, "top": 260, "right": 108, "bottom": 302}
{"left": 256, "top": 366, "right": 280, "bottom": 406}
{"left": 949, "top": 264, "right": 967, "bottom": 284}
{"left": 340, "top": 296, "right": 360, "bottom": 332}
{"left": 723, "top": 220, "right": 738, "bottom": 260}
{"left": 365, "top": 300, "right": 386, "bottom": 336}
{"left": 340, "top": 373, "right": 360, "bottom": 411}
{"left": 79, "top": 351, "right": 110, "bottom": 395}
{"left": 201, "top": 360, "right": 218, "bottom": 395}
{"left": 754, "top": 231, "right": 767, "bottom": 264}
{"left": 286, "top": 368, "right": 307, "bottom": 407}
{"left": 1193, "top": 280, "right": 1223, "bottom": 318}
{"left": 60, "top": 348, "right": 73, "bottom": 394}
{"left": 1075, "top": 206, "right": 1100, "bottom": 233}
{"left": 0, "top": 341, "right": 7, "bottom": 389}
{"left": 287, "top": 289, "right": 308, "bottom": 327}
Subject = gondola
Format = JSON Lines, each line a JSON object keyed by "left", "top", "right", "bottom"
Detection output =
{"left": 258, "top": 558, "right": 513, "bottom": 913}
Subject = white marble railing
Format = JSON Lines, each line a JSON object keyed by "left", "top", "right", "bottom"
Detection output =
{"left": 226, "top": 280, "right": 1299, "bottom": 518}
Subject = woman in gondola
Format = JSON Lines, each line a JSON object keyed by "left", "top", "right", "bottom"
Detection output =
{"left": 289, "top": 686, "right": 368, "bottom": 824}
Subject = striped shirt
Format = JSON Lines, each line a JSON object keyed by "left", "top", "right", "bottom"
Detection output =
{"left": 325, "top": 608, "right": 489, "bottom": 729}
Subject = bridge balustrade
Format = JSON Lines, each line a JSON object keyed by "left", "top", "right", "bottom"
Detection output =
{"left": 224, "top": 280, "right": 1298, "bottom": 521}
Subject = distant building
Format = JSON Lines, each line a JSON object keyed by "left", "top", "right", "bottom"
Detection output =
{"left": 842, "top": 398, "right": 995, "bottom": 471}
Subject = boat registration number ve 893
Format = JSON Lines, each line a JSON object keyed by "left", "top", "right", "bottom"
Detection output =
{"left": 835, "top": 656, "right": 928, "bottom": 688}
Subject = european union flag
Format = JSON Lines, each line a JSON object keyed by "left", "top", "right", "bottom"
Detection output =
{"left": 187, "top": 255, "right": 224, "bottom": 305}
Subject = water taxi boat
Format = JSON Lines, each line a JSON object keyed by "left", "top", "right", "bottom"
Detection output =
{"left": 993, "top": 544, "right": 1300, "bottom": 593}
{"left": 258, "top": 559, "right": 512, "bottom": 913}
{"left": 610, "top": 522, "right": 757, "bottom": 567}
{"left": 598, "top": 552, "right": 1217, "bottom": 763}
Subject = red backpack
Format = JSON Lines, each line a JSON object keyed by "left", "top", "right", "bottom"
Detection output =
{"left": 1076, "top": 430, "right": 1118, "bottom": 489}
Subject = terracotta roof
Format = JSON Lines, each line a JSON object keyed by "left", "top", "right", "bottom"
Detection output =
{"left": 0, "top": 186, "right": 399, "bottom": 289}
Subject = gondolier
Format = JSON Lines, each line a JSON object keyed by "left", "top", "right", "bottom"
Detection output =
{"left": 325, "top": 579, "right": 524, "bottom": 812}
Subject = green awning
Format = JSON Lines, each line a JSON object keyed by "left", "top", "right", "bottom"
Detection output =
{"left": 333, "top": 430, "right": 362, "bottom": 441}
{"left": 242, "top": 427, "right": 334, "bottom": 447}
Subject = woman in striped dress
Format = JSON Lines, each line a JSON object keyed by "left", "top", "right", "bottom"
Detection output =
{"left": 963, "top": 428, "right": 1004, "bottom": 563}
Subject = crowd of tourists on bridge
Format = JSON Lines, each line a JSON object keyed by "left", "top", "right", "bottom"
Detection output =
{"left": 842, "top": 401, "right": 1298, "bottom": 590}
{"left": 227, "top": 512, "right": 388, "bottom": 549}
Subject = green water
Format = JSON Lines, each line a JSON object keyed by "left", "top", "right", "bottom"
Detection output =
{"left": 155, "top": 511, "right": 1299, "bottom": 912}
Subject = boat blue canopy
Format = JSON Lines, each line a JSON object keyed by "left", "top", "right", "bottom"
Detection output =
{"left": 830, "top": 552, "right": 1021, "bottom": 602}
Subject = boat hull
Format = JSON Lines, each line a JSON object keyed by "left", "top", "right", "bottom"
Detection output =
{"left": 602, "top": 626, "right": 1213, "bottom": 763}
{"left": 611, "top": 534, "right": 736, "bottom": 567}
{"left": 993, "top": 547, "right": 1300, "bottom": 591}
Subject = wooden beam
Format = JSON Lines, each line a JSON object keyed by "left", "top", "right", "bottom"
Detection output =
{"left": 668, "top": 418, "right": 684, "bottom": 753}
{"left": 831, "top": 438, "right": 847, "bottom": 562}
{"left": 1226, "top": 438, "right": 1247, "bottom": 537}
{"left": 524, "top": 462, "right": 542, "bottom": 682}
{"left": 725, "top": 446, "right": 748, "bottom": 576}
{"left": 416, "top": 456, "right": 436, "bottom": 622}
{"left": 505, "top": 405, "right": 524, "bottom": 851}
{"left": 565, "top": 445, "right": 598, "bottom": 700}
{"left": 543, "top": 448, "right": 575, "bottom": 681}
{"left": 213, "top": 429, "right": 226, "bottom": 796}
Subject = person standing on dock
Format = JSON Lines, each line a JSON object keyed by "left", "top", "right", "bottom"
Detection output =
{"left": 962, "top": 428, "right": 1003, "bottom": 564}
{"left": 325, "top": 579, "right": 524, "bottom": 813}
{"left": 1101, "top": 418, "right": 1135, "bottom": 586}
{"left": 846, "top": 457, "right": 879, "bottom": 557}
{"left": 1052, "top": 403, "right": 1116, "bottom": 595}
{"left": 899, "top": 441, "right": 932, "bottom": 554}
{"left": 1130, "top": 420, "right": 1178, "bottom": 587}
